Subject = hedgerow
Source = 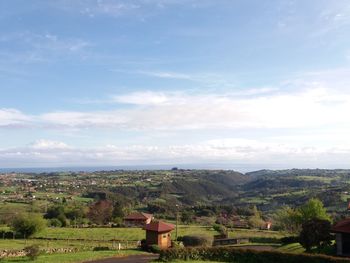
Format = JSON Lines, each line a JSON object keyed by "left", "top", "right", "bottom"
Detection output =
{"left": 159, "top": 247, "right": 350, "bottom": 263}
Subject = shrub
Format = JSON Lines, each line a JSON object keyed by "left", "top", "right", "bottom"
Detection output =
{"left": 182, "top": 235, "right": 212, "bottom": 247}
{"left": 250, "top": 237, "right": 281, "bottom": 244}
{"left": 0, "top": 230, "right": 20, "bottom": 239}
{"left": 212, "top": 224, "right": 227, "bottom": 235}
{"left": 140, "top": 239, "right": 147, "bottom": 251}
{"left": 159, "top": 247, "right": 350, "bottom": 263}
{"left": 150, "top": 245, "right": 161, "bottom": 254}
{"left": 93, "top": 246, "right": 110, "bottom": 251}
{"left": 48, "top": 218, "right": 62, "bottom": 227}
{"left": 24, "top": 245, "right": 41, "bottom": 260}
{"left": 281, "top": 236, "right": 300, "bottom": 244}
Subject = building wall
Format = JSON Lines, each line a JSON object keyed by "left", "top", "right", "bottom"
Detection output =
{"left": 145, "top": 217, "right": 152, "bottom": 224}
{"left": 146, "top": 230, "right": 172, "bottom": 249}
{"left": 157, "top": 232, "right": 172, "bottom": 249}
{"left": 336, "top": 233, "right": 343, "bottom": 255}
{"left": 146, "top": 231, "right": 159, "bottom": 246}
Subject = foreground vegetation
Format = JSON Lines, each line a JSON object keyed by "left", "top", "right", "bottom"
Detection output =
{"left": 159, "top": 247, "right": 350, "bottom": 263}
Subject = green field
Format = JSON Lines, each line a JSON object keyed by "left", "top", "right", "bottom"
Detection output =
{"left": 0, "top": 249, "right": 147, "bottom": 263}
{"left": 0, "top": 226, "right": 287, "bottom": 252}
{"left": 228, "top": 228, "right": 285, "bottom": 239}
{"left": 0, "top": 239, "right": 130, "bottom": 250}
{"left": 32, "top": 226, "right": 284, "bottom": 241}
{"left": 278, "top": 243, "right": 305, "bottom": 253}
{"left": 33, "top": 226, "right": 216, "bottom": 241}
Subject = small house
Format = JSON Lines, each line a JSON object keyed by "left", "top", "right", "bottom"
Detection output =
{"left": 144, "top": 221, "right": 175, "bottom": 249}
{"left": 124, "top": 212, "right": 153, "bottom": 227}
{"left": 331, "top": 218, "right": 350, "bottom": 256}
{"left": 260, "top": 221, "right": 272, "bottom": 230}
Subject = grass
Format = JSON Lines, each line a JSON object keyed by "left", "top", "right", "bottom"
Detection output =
{"left": 0, "top": 249, "right": 148, "bottom": 263}
{"left": 33, "top": 225, "right": 216, "bottom": 241}
{"left": 228, "top": 228, "right": 286, "bottom": 239}
{"left": 0, "top": 239, "right": 132, "bottom": 250}
{"left": 277, "top": 243, "right": 305, "bottom": 253}
{"left": 34, "top": 227, "right": 145, "bottom": 241}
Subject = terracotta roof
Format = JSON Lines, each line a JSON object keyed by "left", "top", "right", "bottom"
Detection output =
{"left": 331, "top": 218, "right": 350, "bottom": 234}
{"left": 124, "top": 212, "right": 153, "bottom": 220}
{"left": 144, "top": 221, "right": 175, "bottom": 232}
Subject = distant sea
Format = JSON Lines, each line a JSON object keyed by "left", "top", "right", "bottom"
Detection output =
{"left": 0, "top": 163, "right": 266, "bottom": 173}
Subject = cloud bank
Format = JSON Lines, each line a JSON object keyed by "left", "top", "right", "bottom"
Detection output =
{"left": 2, "top": 85, "right": 350, "bottom": 131}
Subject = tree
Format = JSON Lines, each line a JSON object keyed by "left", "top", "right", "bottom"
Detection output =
{"left": 112, "top": 203, "right": 125, "bottom": 219}
{"left": 44, "top": 205, "right": 65, "bottom": 219}
{"left": 248, "top": 206, "right": 265, "bottom": 229}
{"left": 212, "top": 224, "right": 227, "bottom": 236}
{"left": 274, "top": 199, "right": 331, "bottom": 235}
{"left": 181, "top": 211, "right": 194, "bottom": 224}
{"left": 87, "top": 200, "right": 113, "bottom": 225}
{"left": 44, "top": 205, "right": 67, "bottom": 227}
{"left": 274, "top": 206, "right": 301, "bottom": 234}
{"left": 65, "top": 206, "right": 87, "bottom": 221}
{"left": 299, "top": 218, "right": 332, "bottom": 252}
{"left": 11, "top": 214, "right": 46, "bottom": 238}
{"left": 297, "top": 198, "right": 331, "bottom": 223}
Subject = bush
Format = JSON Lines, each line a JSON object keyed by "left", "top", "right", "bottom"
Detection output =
{"left": 250, "top": 237, "right": 281, "bottom": 244}
{"left": 212, "top": 224, "right": 227, "bottom": 235}
{"left": 48, "top": 218, "right": 62, "bottom": 227}
{"left": 182, "top": 235, "right": 212, "bottom": 247}
{"left": 149, "top": 245, "right": 161, "bottom": 254}
{"left": 24, "top": 245, "right": 41, "bottom": 260}
{"left": 281, "top": 236, "right": 300, "bottom": 244}
{"left": 140, "top": 239, "right": 147, "bottom": 251}
{"left": 0, "top": 230, "right": 20, "bottom": 239}
{"left": 159, "top": 247, "right": 350, "bottom": 263}
{"left": 93, "top": 246, "right": 110, "bottom": 251}
{"left": 11, "top": 214, "right": 46, "bottom": 238}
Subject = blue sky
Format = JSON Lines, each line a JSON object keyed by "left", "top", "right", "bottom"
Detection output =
{"left": 1, "top": 0, "right": 350, "bottom": 170}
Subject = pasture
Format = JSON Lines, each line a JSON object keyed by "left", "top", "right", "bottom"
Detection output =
{"left": 0, "top": 249, "right": 147, "bottom": 263}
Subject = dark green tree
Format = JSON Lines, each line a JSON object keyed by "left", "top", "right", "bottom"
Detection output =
{"left": 181, "top": 210, "right": 194, "bottom": 224}
{"left": 299, "top": 218, "right": 332, "bottom": 252}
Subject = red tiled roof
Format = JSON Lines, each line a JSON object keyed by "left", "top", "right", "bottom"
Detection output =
{"left": 144, "top": 221, "right": 175, "bottom": 232}
{"left": 331, "top": 218, "right": 350, "bottom": 234}
{"left": 125, "top": 212, "right": 153, "bottom": 220}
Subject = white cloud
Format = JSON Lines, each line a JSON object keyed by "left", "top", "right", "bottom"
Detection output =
{"left": 2, "top": 85, "right": 350, "bottom": 131}
{"left": 112, "top": 69, "right": 238, "bottom": 88}
{"left": 1, "top": 138, "right": 350, "bottom": 169}
{"left": 112, "top": 91, "right": 171, "bottom": 105}
{"left": 29, "top": 140, "right": 70, "bottom": 150}
{"left": 0, "top": 109, "right": 32, "bottom": 127}
{"left": 136, "top": 70, "right": 193, "bottom": 80}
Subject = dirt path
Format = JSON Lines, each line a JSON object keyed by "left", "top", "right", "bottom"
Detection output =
{"left": 85, "top": 254, "right": 159, "bottom": 263}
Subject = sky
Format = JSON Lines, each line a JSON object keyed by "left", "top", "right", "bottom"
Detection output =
{"left": 1, "top": 0, "right": 350, "bottom": 170}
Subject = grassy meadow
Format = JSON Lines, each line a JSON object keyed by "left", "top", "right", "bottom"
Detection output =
{"left": 0, "top": 249, "right": 147, "bottom": 263}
